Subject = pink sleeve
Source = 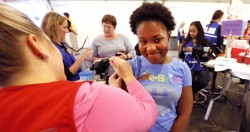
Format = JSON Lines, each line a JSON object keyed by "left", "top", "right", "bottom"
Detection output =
{"left": 73, "top": 80, "right": 157, "bottom": 132}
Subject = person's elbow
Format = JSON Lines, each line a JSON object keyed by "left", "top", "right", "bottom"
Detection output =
{"left": 139, "top": 101, "right": 158, "bottom": 131}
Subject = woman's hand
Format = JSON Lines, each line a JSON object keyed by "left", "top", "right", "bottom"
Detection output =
{"left": 115, "top": 51, "right": 127, "bottom": 60}
{"left": 109, "top": 56, "right": 135, "bottom": 83}
{"left": 109, "top": 73, "right": 122, "bottom": 88}
{"left": 79, "top": 49, "right": 93, "bottom": 61}
{"left": 185, "top": 47, "right": 193, "bottom": 52}
{"left": 178, "top": 44, "right": 183, "bottom": 51}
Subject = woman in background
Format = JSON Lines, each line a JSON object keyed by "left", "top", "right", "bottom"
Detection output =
{"left": 129, "top": 2, "right": 193, "bottom": 132}
{"left": 204, "top": 10, "right": 224, "bottom": 52}
{"left": 0, "top": 3, "right": 158, "bottom": 132}
{"left": 181, "top": 21, "right": 210, "bottom": 101}
{"left": 242, "top": 20, "right": 250, "bottom": 41}
{"left": 41, "top": 12, "right": 93, "bottom": 81}
{"left": 63, "top": 12, "right": 79, "bottom": 55}
{"left": 91, "top": 14, "right": 135, "bottom": 61}
{"left": 178, "top": 21, "right": 185, "bottom": 44}
{"left": 90, "top": 14, "right": 136, "bottom": 81}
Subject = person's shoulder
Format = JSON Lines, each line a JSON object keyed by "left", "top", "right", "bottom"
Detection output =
{"left": 212, "top": 21, "right": 220, "bottom": 26}
{"left": 93, "top": 35, "right": 103, "bottom": 41}
{"left": 117, "top": 33, "right": 123, "bottom": 36}
{"left": 171, "top": 58, "right": 188, "bottom": 66}
{"left": 171, "top": 58, "right": 190, "bottom": 72}
{"left": 90, "top": 82, "right": 126, "bottom": 95}
{"left": 117, "top": 33, "right": 129, "bottom": 38}
{"left": 76, "top": 82, "right": 113, "bottom": 102}
{"left": 129, "top": 55, "right": 140, "bottom": 62}
{"left": 78, "top": 81, "right": 105, "bottom": 92}
{"left": 90, "top": 35, "right": 103, "bottom": 46}
{"left": 128, "top": 55, "right": 144, "bottom": 66}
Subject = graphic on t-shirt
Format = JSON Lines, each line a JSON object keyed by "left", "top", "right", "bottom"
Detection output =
{"left": 138, "top": 70, "right": 182, "bottom": 113}
{"left": 130, "top": 57, "right": 192, "bottom": 131}
{"left": 145, "top": 82, "right": 179, "bottom": 116}
{"left": 138, "top": 72, "right": 182, "bottom": 84}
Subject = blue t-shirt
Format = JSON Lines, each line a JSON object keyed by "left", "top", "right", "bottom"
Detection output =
{"left": 129, "top": 56, "right": 192, "bottom": 132}
{"left": 183, "top": 40, "right": 207, "bottom": 71}
{"left": 52, "top": 41, "right": 81, "bottom": 81}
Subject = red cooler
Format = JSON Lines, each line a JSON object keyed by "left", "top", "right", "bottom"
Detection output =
{"left": 231, "top": 48, "right": 246, "bottom": 58}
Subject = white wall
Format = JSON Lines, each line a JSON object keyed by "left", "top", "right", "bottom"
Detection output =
{"left": 52, "top": 1, "right": 250, "bottom": 47}
{"left": 53, "top": 1, "right": 142, "bottom": 47}
{"left": 4, "top": 1, "right": 250, "bottom": 48}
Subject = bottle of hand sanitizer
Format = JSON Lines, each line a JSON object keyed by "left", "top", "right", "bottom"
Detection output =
{"left": 225, "top": 30, "right": 232, "bottom": 58}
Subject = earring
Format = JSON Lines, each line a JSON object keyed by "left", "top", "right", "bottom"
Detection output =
{"left": 39, "top": 54, "right": 49, "bottom": 59}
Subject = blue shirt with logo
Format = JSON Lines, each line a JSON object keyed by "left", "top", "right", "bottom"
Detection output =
{"left": 129, "top": 56, "right": 192, "bottom": 131}
{"left": 204, "top": 21, "right": 220, "bottom": 45}
{"left": 183, "top": 40, "right": 208, "bottom": 71}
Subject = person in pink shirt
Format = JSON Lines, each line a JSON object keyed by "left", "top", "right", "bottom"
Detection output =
{"left": 0, "top": 3, "right": 157, "bottom": 132}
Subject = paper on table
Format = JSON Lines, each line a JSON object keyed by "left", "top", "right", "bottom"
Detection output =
{"left": 207, "top": 56, "right": 250, "bottom": 80}
{"left": 214, "top": 65, "right": 230, "bottom": 71}
{"left": 231, "top": 63, "right": 250, "bottom": 80}
{"left": 213, "top": 57, "right": 231, "bottom": 71}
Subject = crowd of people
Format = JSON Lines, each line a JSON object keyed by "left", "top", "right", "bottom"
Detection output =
{"left": 0, "top": 1, "right": 250, "bottom": 132}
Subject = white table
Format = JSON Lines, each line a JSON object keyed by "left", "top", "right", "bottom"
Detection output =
{"left": 204, "top": 57, "right": 250, "bottom": 120}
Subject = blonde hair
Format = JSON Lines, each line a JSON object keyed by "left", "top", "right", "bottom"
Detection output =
{"left": 41, "top": 12, "right": 67, "bottom": 43}
{"left": 0, "top": 3, "right": 46, "bottom": 82}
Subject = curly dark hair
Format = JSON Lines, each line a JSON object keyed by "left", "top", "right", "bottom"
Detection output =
{"left": 129, "top": 2, "right": 175, "bottom": 35}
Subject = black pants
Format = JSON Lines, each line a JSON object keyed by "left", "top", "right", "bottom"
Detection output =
{"left": 191, "top": 69, "right": 209, "bottom": 93}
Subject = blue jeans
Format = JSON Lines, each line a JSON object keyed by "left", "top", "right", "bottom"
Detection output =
{"left": 191, "top": 69, "right": 209, "bottom": 93}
